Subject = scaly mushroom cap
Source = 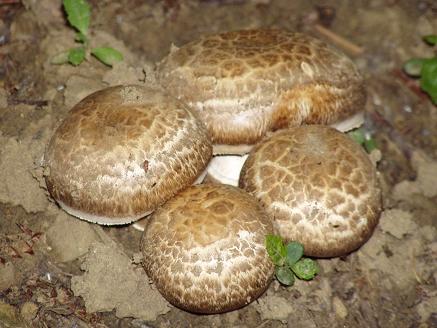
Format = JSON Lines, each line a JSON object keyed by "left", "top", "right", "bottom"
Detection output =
{"left": 44, "top": 85, "right": 212, "bottom": 225}
{"left": 239, "top": 126, "right": 381, "bottom": 258}
{"left": 157, "top": 29, "right": 366, "bottom": 153}
{"left": 141, "top": 184, "right": 274, "bottom": 314}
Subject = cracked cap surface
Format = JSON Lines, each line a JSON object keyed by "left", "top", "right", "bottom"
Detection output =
{"left": 158, "top": 29, "right": 366, "bottom": 149}
{"left": 44, "top": 85, "right": 212, "bottom": 225}
{"left": 141, "top": 184, "right": 274, "bottom": 313}
{"left": 239, "top": 125, "right": 381, "bottom": 257}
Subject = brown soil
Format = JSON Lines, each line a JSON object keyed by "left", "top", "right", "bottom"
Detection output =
{"left": 1, "top": 1, "right": 436, "bottom": 327}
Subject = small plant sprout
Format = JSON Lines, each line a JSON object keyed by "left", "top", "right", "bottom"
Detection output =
{"left": 347, "top": 128, "right": 377, "bottom": 153}
{"left": 265, "top": 235, "right": 319, "bottom": 286}
{"left": 52, "top": 0, "right": 123, "bottom": 67}
{"left": 404, "top": 34, "right": 437, "bottom": 104}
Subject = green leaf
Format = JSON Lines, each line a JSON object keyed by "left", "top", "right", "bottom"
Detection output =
{"left": 75, "top": 32, "right": 87, "bottom": 43}
{"left": 91, "top": 47, "right": 123, "bottom": 67}
{"left": 63, "top": 0, "right": 90, "bottom": 37}
{"left": 265, "top": 235, "right": 286, "bottom": 266}
{"left": 420, "top": 57, "right": 437, "bottom": 104}
{"left": 364, "top": 138, "right": 377, "bottom": 153}
{"left": 275, "top": 266, "right": 295, "bottom": 286}
{"left": 292, "top": 258, "right": 319, "bottom": 280}
{"left": 67, "top": 47, "right": 86, "bottom": 66}
{"left": 348, "top": 128, "right": 366, "bottom": 145}
{"left": 403, "top": 58, "right": 426, "bottom": 77}
{"left": 423, "top": 35, "right": 437, "bottom": 46}
{"left": 285, "top": 242, "right": 304, "bottom": 267}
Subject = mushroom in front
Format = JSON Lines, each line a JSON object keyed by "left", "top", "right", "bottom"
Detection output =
{"left": 141, "top": 184, "right": 274, "bottom": 313}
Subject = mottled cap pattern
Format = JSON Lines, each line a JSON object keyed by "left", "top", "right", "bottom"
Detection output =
{"left": 157, "top": 29, "right": 366, "bottom": 148}
{"left": 239, "top": 126, "right": 381, "bottom": 258}
{"left": 44, "top": 85, "right": 212, "bottom": 225}
{"left": 141, "top": 184, "right": 274, "bottom": 313}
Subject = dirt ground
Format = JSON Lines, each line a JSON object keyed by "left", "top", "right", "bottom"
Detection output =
{"left": 0, "top": 0, "right": 436, "bottom": 327}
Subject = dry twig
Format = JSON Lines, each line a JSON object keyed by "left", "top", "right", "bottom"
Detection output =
{"left": 314, "top": 23, "right": 364, "bottom": 56}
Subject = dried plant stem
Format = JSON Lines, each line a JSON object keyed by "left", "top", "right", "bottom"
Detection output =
{"left": 314, "top": 24, "right": 364, "bottom": 56}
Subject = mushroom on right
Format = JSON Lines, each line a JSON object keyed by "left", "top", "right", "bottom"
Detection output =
{"left": 239, "top": 125, "right": 382, "bottom": 258}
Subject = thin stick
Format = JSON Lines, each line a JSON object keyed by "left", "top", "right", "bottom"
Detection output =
{"left": 314, "top": 24, "right": 364, "bottom": 56}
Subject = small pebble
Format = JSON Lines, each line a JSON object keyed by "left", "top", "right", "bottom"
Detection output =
{"left": 403, "top": 105, "right": 412, "bottom": 113}
{"left": 20, "top": 302, "right": 39, "bottom": 322}
{"left": 333, "top": 296, "right": 348, "bottom": 319}
{"left": 0, "top": 262, "right": 20, "bottom": 291}
{"left": 0, "top": 88, "right": 7, "bottom": 108}
{"left": 0, "top": 301, "right": 21, "bottom": 326}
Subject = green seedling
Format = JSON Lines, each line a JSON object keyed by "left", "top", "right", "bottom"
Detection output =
{"left": 404, "top": 34, "right": 437, "bottom": 104}
{"left": 52, "top": 0, "right": 123, "bottom": 67}
{"left": 265, "top": 235, "right": 319, "bottom": 286}
{"left": 347, "top": 128, "right": 377, "bottom": 153}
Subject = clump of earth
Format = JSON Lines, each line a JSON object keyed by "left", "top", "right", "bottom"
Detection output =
{"left": 1, "top": 1, "right": 436, "bottom": 327}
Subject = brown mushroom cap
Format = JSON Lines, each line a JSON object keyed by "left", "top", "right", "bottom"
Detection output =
{"left": 44, "top": 85, "right": 212, "bottom": 225}
{"left": 239, "top": 126, "right": 381, "bottom": 258}
{"left": 141, "top": 184, "right": 274, "bottom": 314}
{"left": 157, "top": 29, "right": 366, "bottom": 153}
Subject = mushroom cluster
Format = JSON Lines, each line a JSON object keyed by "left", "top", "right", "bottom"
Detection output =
{"left": 44, "top": 29, "right": 382, "bottom": 314}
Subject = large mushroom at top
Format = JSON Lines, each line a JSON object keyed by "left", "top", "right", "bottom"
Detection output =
{"left": 44, "top": 85, "right": 212, "bottom": 225}
{"left": 239, "top": 125, "right": 382, "bottom": 258}
{"left": 157, "top": 29, "right": 366, "bottom": 185}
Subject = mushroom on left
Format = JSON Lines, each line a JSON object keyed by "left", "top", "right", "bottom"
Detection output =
{"left": 44, "top": 85, "right": 212, "bottom": 225}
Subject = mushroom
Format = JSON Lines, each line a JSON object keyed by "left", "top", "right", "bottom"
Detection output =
{"left": 131, "top": 169, "right": 207, "bottom": 231}
{"left": 239, "top": 125, "right": 381, "bottom": 258}
{"left": 44, "top": 85, "right": 212, "bottom": 225}
{"left": 157, "top": 29, "right": 366, "bottom": 186}
{"left": 141, "top": 184, "right": 274, "bottom": 314}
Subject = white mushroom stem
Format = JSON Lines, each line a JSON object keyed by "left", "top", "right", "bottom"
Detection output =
{"left": 206, "top": 111, "right": 365, "bottom": 186}
{"left": 206, "top": 154, "right": 249, "bottom": 186}
{"left": 330, "top": 111, "right": 364, "bottom": 133}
